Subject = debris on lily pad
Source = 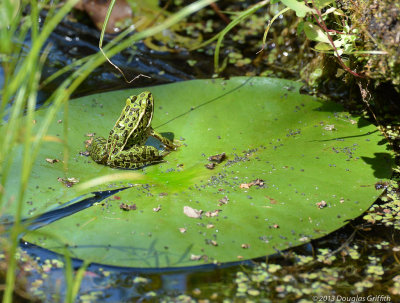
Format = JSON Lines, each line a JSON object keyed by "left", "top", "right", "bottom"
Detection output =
{"left": 46, "top": 158, "right": 60, "bottom": 164}
{"left": 119, "top": 203, "right": 137, "bottom": 211}
{"left": 205, "top": 209, "right": 222, "bottom": 217}
{"left": 205, "top": 163, "right": 216, "bottom": 170}
{"left": 183, "top": 206, "right": 202, "bottom": 218}
{"left": 240, "top": 179, "right": 265, "bottom": 189}
{"left": 316, "top": 200, "right": 328, "bottom": 209}
{"left": 190, "top": 254, "right": 203, "bottom": 261}
{"left": 153, "top": 205, "right": 162, "bottom": 212}
{"left": 323, "top": 124, "right": 336, "bottom": 131}
{"left": 208, "top": 152, "right": 226, "bottom": 163}
{"left": 205, "top": 152, "right": 226, "bottom": 169}
{"left": 57, "top": 177, "right": 79, "bottom": 188}
{"left": 218, "top": 196, "right": 229, "bottom": 206}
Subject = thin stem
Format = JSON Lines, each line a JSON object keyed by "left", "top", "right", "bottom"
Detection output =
{"left": 304, "top": 0, "right": 364, "bottom": 78}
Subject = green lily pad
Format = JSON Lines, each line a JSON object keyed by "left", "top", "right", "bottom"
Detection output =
{"left": 11, "top": 77, "right": 393, "bottom": 268}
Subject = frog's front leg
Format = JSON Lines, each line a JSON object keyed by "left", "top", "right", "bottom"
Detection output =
{"left": 107, "top": 145, "right": 164, "bottom": 169}
{"left": 149, "top": 128, "right": 176, "bottom": 150}
{"left": 88, "top": 137, "right": 108, "bottom": 165}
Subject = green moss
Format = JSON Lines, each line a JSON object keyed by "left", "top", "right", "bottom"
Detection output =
{"left": 349, "top": 0, "right": 400, "bottom": 86}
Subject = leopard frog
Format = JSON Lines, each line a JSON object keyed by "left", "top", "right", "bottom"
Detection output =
{"left": 88, "top": 91, "right": 175, "bottom": 169}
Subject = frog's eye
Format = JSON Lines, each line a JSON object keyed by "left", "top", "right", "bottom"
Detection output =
{"left": 127, "top": 96, "right": 137, "bottom": 105}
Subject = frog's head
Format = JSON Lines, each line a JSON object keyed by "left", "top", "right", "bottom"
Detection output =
{"left": 137, "top": 91, "right": 154, "bottom": 128}
{"left": 123, "top": 91, "right": 154, "bottom": 128}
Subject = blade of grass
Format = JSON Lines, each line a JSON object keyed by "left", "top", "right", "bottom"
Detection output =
{"left": 2, "top": 2, "right": 79, "bottom": 301}
{"left": 98, "top": 0, "right": 150, "bottom": 83}
{"left": 257, "top": 6, "right": 291, "bottom": 54}
{"left": 3, "top": 0, "right": 79, "bottom": 112}
{"left": 214, "top": 0, "right": 269, "bottom": 73}
{"left": 65, "top": 252, "right": 89, "bottom": 303}
{"left": 2, "top": 27, "right": 49, "bottom": 303}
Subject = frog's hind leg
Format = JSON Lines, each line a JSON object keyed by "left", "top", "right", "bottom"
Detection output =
{"left": 149, "top": 128, "right": 176, "bottom": 150}
{"left": 88, "top": 136, "right": 108, "bottom": 164}
{"left": 107, "top": 146, "right": 164, "bottom": 169}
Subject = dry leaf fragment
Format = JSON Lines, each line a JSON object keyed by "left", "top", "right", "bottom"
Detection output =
{"left": 266, "top": 196, "right": 278, "bottom": 204}
{"left": 206, "top": 224, "right": 215, "bottom": 229}
{"left": 183, "top": 206, "right": 203, "bottom": 218}
{"left": 46, "top": 158, "right": 60, "bottom": 164}
{"left": 323, "top": 124, "right": 336, "bottom": 131}
{"left": 240, "top": 178, "right": 265, "bottom": 189}
{"left": 208, "top": 152, "right": 226, "bottom": 163}
{"left": 205, "top": 152, "right": 226, "bottom": 170}
{"left": 253, "top": 179, "right": 264, "bottom": 186}
{"left": 190, "top": 254, "right": 202, "bottom": 261}
{"left": 210, "top": 240, "right": 218, "bottom": 246}
{"left": 74, "top": 0, "right": 132, "bottom": 34}
{"left": 218, "top": 196, "right": 229, "bottom": 206}
{"left": 316, "top": 200, "right": 327, "bottom": 209}
{"left": 57, "top": 177, "right": 79, "bottom": 188}
{"left": 179, "top": 227, "right": 187, "bottom": 233}
{"left": 153, "top": 205, "right": 162, "bottom": 212}
{"left": 205, "top": 163, "right": 216, "bottom": 170}
{"left": 120, "top": 203, "right": 137, "bottom": 211}
{"left": 205, "top": 209, "right": 222, "bottom": 217}
{"left": 241, "top": 243, "right": 250, "bottom": 249}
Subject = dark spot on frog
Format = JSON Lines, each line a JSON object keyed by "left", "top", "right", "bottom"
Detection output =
{"left": 130, "top": 96, "right": 137, "bottom": 102}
